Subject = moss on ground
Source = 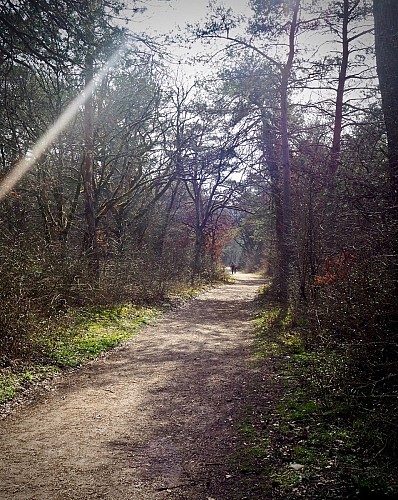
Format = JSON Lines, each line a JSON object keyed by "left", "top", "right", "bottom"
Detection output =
{"left": 0, "top": 304, "right": 160, "bottom": 405}
{"left": 234, "top": 297, "right": 398, "bottom": 499}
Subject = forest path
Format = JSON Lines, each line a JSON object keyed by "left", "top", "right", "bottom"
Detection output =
{"left": 0, "top": 273, "right": 270, "bottom": 500}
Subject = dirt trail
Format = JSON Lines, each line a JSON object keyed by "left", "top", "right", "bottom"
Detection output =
{"left": 0, "top": 273, "right": 268, "bottom": 500}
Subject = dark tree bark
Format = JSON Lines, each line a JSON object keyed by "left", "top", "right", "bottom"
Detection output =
{"left": 261, "top": 110, "right": 285, "bottom": 298}
{"left": 83, "top": 57, "right": 98, "bottom": 254}
{"left": 328, "top": 0, "right": 350, "bottom": 186}
{"left": 279, "top": 0, "right": 300, "bottom": 304}
{"left": 82, "top": 16, "right": 98, "bottom": 272}
{"left": 373, "top": 0, "right": 398, "bottom": 204}
{"left": 373, "top": 0, "right": 398, "bottom": 322}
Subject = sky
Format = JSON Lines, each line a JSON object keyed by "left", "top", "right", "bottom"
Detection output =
{"left": 130, "top": 0, "right": 251, "bottom": 36}
{"left": 124, "top": 0, "right": 252, "bottom": 81}
{"left": 121, "top": 0, "right": 376, "bottom": 103}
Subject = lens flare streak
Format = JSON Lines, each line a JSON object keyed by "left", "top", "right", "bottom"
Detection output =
{"left": 0, "top": 46, "right": 125, "bottom": 201}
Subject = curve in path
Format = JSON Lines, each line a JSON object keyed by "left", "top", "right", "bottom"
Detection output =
{"left": 0, "top": 273, "right": 267, "bottom": 500}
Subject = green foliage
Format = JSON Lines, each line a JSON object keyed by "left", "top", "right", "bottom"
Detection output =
{"left": 287, "top": 400, "right": 319, "bottom": 422}
{"left": 0, "top": 305, "right": 159, "bottom": 404}
{"left": 0, "top": 366, "right": 60, "bottom": 405}
{"left": 248, "top": 305, "right": 398, "bottom": 498}
{"left": 231, "top": 409, "right": 273, "bottom": 496}
{"left": 0, "top": 376, "right": 17, "bottom": 404}
{"left": 253, "top": 304, "right": 304, "bottom": 358}
{"left": 40, "top": 305, "right": 159, "bottom": 368}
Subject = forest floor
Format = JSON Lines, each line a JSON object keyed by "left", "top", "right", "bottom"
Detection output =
{"left": 0, "top": 273, "right": 283, "bottom": 500}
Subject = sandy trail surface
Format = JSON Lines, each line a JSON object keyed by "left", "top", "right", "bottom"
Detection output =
{"left": 0, "top": 273, "right": 268, "bottom": 500}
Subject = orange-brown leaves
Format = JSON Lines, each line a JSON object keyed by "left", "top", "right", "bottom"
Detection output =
{"left": 314, "top": 250, "right": 356, "bottom": 286}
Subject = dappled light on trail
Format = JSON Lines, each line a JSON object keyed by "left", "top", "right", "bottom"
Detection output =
{"left": 0, "top": 274, "right": 268, "bottom": 499}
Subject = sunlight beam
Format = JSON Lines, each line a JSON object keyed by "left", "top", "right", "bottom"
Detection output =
{"left": 0, "top": 45, "right": 126, "bottom": 201}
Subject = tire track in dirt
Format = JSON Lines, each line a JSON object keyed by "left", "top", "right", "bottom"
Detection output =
{"left": 0, "top": 273, "right": 267, "bottom": 500}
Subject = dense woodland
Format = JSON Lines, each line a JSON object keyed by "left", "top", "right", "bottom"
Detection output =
{"left": 0, "top": 0, "right": 397, "bottom": 478}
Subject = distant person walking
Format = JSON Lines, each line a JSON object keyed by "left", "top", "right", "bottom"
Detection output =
{"left": 230, "top": 262, "right": 237, "bottom": 274}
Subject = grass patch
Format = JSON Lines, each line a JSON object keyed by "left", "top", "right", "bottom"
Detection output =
{"left": 244, "top": 303, "right": 398, "bottom": 499}
{"left": 165, "top": 286, "right": 206, "bottom": 303}
{"left": 230, "top": 410, "right": 273, "bottom": 498}
{"left": 41, "top": 304, "right": 159, "bottom": 368}
{"left": 0, "top": 304, "right": 160, "bottom": 405}
{"left": 0, "top": 365, "right": 60, "bottom": 404}
{"left": 253, "top": 306, "right": 304, "bottom": 358}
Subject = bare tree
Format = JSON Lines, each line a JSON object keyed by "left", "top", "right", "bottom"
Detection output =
{"left": 193, "top": 0, "right": 301, "bottom": 301}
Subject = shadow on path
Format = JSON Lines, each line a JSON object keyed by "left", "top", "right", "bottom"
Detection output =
{"left": 0, "top": 273, "right": 271, "bottom": 500}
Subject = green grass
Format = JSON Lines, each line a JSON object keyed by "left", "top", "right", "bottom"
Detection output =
{"left": 0, "top": 304, "right": 160, "bottom": 404}
{"left": 0, "top": 375, "right": 17, "bottom": 404}
{"left": 42, "top": 304, "right": 159, "bottom": 368}
{"left": 253, "top": 306, "right": 304, "bottom": 358}
{"left": 165, "top": 286, "right": 206, "bottom": 302}
{"left": 0, "top": 365, "right": 60, "bottom": 404}
{"left": 241, "top": 304, "right": 398, "bottom": 498}
{"left": 287, "top": 399, "right": 319, "bottom": 421}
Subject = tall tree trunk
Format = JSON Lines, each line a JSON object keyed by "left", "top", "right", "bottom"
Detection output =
{"left": 261, "top": 111, "right": 285, "bottom": 299}
{"left": 82, "top": 15, "right": 98, "bottom": 274}
{"left": 328, "top": 0, "right": 350, "bottom": 187}
{"left": 278, "top": 0, "right": 300, "bottom": 304}
{"left": 193, "top": 178, "right": 204, "bottom": 279}
{"left": 373, "top": 0, "right": 398, "bottom": 323}
{"left": 373, "top": 0, "right": 398, "bottom": 204}
{"left": 323, "top": 0, "right": 351, "bottom": 257}
{"left": 83, "top": 54, "right": 97, "bottom": 252}
{"left": 193, "top": 228, "right": 204, "bottom": 279}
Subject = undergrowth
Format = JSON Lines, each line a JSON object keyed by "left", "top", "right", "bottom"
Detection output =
{"left": 236, "top": 288, "right": 398, "bottom": 499}
{"left": 0, "top": 304, "right": 160, "bottom": 406}
{"left": 0, "top": 278, "right": 219, "bottom": 408}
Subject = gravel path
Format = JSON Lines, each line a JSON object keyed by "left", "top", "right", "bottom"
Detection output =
{"left": 0, "top": 273, "right": 268, "bottom": 500}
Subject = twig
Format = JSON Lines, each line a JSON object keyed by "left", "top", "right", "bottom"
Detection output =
{"left": 155, "top": 481, "right": 199, "bottom": 492}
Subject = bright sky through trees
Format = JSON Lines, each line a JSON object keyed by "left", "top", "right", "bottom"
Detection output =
{"left": 132, "top": 0, "right": 250, "bottom": 36}
{"left": 128, "top": 0, "right": 252, "bottom": 79}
